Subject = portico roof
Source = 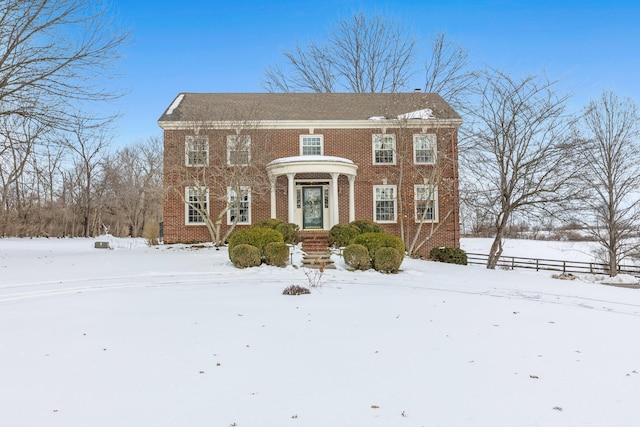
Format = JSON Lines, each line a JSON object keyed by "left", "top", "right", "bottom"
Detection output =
{"left": 266, "top": 155, "right": 358, "bottom": 177}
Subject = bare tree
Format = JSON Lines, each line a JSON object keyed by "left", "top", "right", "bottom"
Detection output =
{"left": 424, "top": 32, "right": 476, "bottom": 110}
{"left": 56, "top": 114, "right": 111, "bottom": 237}
{"left": 165, "top": 104, "right": 272, "bottom": 246}
{"left": 461, "top": 69, "right": 578, "bottom": 269}
{"left": 262, "top": 12, "right": 416, "bottom": 93}
{"left": 572, "top": 91, "right": 640, "bottom": 275}
{"left": 103, "top": 137, "right": 164, "bottom": 237}
{"left": 381, "top": 115, "right": 458, "bottom": 256}
{"left": 0, "top": 114, "right": 49, "bottom": 235}
{"left": 0, "top": 0, "right": 130, "bottom": 131}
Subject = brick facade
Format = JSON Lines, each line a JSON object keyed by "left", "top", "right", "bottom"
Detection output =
{"left": 159, "top": 93, "right": 461, "bottom": 258}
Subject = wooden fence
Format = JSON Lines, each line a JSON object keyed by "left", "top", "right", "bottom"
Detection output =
{"left": 466, "top": 253, "right": 640, "bottom": 277}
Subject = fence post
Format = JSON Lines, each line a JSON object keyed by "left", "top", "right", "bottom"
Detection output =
{"left": 512, "top": 257, "right": 515, "bottom": 269}
{"left": 536, "top": 259, "right": 539, "bottom": 271}
{"left": 563, "top": 261, "right": 566, "bottom": 273}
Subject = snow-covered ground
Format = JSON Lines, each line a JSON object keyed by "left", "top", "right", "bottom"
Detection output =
{"left": 2, "top": 236, "right": 640, "bottom": 426}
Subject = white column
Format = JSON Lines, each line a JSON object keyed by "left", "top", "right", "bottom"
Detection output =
{"left": 287, "top": 173, "right": 295, "bottom": 223}
{"left": 330, "top": 172, "right": 339, "bottom": 226}
{"left": 269, "top": 176, "right": 277, "bottom": 218}
{"left": 348, "top": 175, "right": 356, "bottom": 222}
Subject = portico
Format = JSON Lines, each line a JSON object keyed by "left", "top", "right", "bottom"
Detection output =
{"left": 266, "top": 156, "right": 358, "bottom": 230}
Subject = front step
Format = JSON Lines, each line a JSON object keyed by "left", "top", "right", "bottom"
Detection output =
{"left": 301, "top": 251, "right": 336, "bottom": 270}
{"left": 299, "top": 231, "right": 335, "bottom": 269}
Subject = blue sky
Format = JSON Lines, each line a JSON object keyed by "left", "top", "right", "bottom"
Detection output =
{"left": 108, "top": 0, "right": 640, "bottom": 146}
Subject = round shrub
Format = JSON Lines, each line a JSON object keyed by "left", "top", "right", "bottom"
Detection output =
{"left": 343, "top": 243, "right": 370, "bottom": 270}
{"left": 352, "top": 232, "right": 405, "bottom": 260}
{"left": 230, "top": 244, "right": 261, "bottom": 268}
{"left": 329, "top": 224, "right": 361, "bottom": 248}
{"left": 429, "top": 247, "right": 468, "bottom": 265}
{"left": 349, "top": 219, "right": 385, "bottom": 234}
{"left": 264, "top": 242, "right": 290, "bottom": 267}
{"left": 254, "top": 219, "right": 299, "bottom": 244}
{"left": 228, "top": 227, "right": 284, "bottom": 259}
{"left": 373, "top": 247, "right": 403, "bottom": 273}
{"left": 274, "top": 222, "right": 299, "bottom": 245}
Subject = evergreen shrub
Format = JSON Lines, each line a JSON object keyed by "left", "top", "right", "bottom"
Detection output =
{"left": 373, "top": 247, "right": 403, "bottom": 273}
{"left": 264, "top": 242, "right": 290, "bottom": 267}
{"left": 349, "top": 219, "right": 385, "bottom": 234}
{"left": 429, "top": 247, "right": 468, "bottom": 265}
{"left": 352, "top": 232, "right": 405, "bottom": 260}
{"left": 254, "top": 219, "right": 299, "bottom": 244}
{"left": 342, "top": 243, "right": 370, "bottom": 270}
{"left": 230, "top": 244, "right": 261, "bottom": 268}
{"left": 228, "top": 227, "right": 283, "bottom": 259}
{"left": 329, "top": 224, "right": 361, "bottom": 248}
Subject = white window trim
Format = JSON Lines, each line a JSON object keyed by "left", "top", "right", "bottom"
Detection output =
{"left": 413, "top": 134, "right": 437, "bottom": 165}
{"left": 227, "top": 135, "right": 251, "bottom": 166}
{"left": 414, "top": 184, "right": 439, "bottom": 223}
{"left": 300, "top": 134, "right": 324, "bottom": 156}
{"left": 227, "top": 186, "right": 251, "bottom": 225}
{"left": 185, "top": 186, "right": 209, "bottom": 225}
{"left": 373, "top": 184, "right": 397, "bottom": 223}
{"left": 372, "top": 134, "right": 396, "bottom": 165}
{"left": 185, "top": 136, "right": 209, "bottom": 167}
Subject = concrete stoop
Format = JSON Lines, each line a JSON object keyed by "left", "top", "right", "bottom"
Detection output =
{"left": 299, "top": 231, "right": 335, "bottom": 269}
{"left": 301, "top": 251, "right": 336, "bottom": 269}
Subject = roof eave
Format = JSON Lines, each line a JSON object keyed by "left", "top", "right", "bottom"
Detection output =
{"left": 157, "top": 118, "right": 463, "bottom": 130}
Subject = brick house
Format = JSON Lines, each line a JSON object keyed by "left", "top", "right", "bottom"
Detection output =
{"left": 158, "top": 92, "right": 461, "bottom": 257}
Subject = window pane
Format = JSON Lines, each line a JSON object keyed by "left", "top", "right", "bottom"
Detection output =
{"left": 228, "top": 136, "right": 250, "bottom": 165}
{"left": 229, "top": 188, "right": 250, "bottom": 224}
{"left": 414, "top": 135, "right": 435, "bottom": 164}
{"left": 374, "top": 135, "right": 395, "bottom": 164}
{"left": 375, "top": 186, "right": 396, "bottom": 221}
{"left": 376, "top": 201, "right": 395, "bottom": 221}
{"left": 186, "top": 137, "right": 208, "bottom": 166}
{"left": 187, "top": 188, "right": 207, "bottom": 223}
{"left": 302, "top": 136, "right": 322, "bottom": 156}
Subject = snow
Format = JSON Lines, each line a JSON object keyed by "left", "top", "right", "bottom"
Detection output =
{"left": 397, "top": 108, "right": 433, "bottom": 120}
{"left": 267, "top": 155, "right": 355, "bottom": 166}
{"left": 2, "top": 236, "right": 640, "bottom": 426}
{"left": 165, "top": 93, "right": 184, "bottom": 115}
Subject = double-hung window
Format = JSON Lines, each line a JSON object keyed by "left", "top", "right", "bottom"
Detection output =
{"left": 414, "top": 185, "right": 438, "bottom": 222}
{"left": 373, "top": 134, "right": 396, "bottom": 164}
{"left": 413, "top": 134, "right": 437, "bottom": 164}
{"left": 300, "top": 135, "right": 323, "bottom": 156}
{"left": 227, "top": 135, "right": 251, "bottom": 166}
{"left": 373, "top": 185, "right": 397, "bottom": 223}
{"left": 227, "top": 186, "right": 251, "bottom": 225}
{"left": 185, "top": 136, "right": 209, "bottom": 166}
{"left": 185, "top": 187, "right": 208, "bottom": 224}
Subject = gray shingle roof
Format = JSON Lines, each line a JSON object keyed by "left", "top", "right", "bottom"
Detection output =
{"left": 158, "top": 92, "right": 460, "bottom": 123}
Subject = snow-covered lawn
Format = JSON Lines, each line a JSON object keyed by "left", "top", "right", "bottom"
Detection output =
{"left": 1, "top": 236, "right": 640, "bottom": 426}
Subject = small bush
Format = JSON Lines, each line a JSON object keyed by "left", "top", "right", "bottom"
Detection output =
{"left": 429, "top": 247, "right": 468, "bottom": 265}
{"left": 228, "top": 227, "right": 284, "bottom": 259}
{"left": 373, "top": 247, "right": 403, "bottom": 273}
{"left": 230, "top": 244, "right": 261, "bottom": 268}
{"left": 142, "top": 221, "right": 160, "bottom": 245}
{"left": 349, "top": 219, "right": 385, "bottom": 234}
{"left": 329, "top": 224, "right": 361, "bottom": 248}
{"left": 254, "top": 219, "right": 299, "bottom": 244}
{"left": 282, "top": 285, "right": 311, "bottom": 295}
{"left": 264, "top": 242, "right": 290, "bottom": 267}
{"left": 343, "top": 243, "right": 370, "bottom": 270}
{"left": 352, "top": 232, "right": 405, "bottom": 260}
